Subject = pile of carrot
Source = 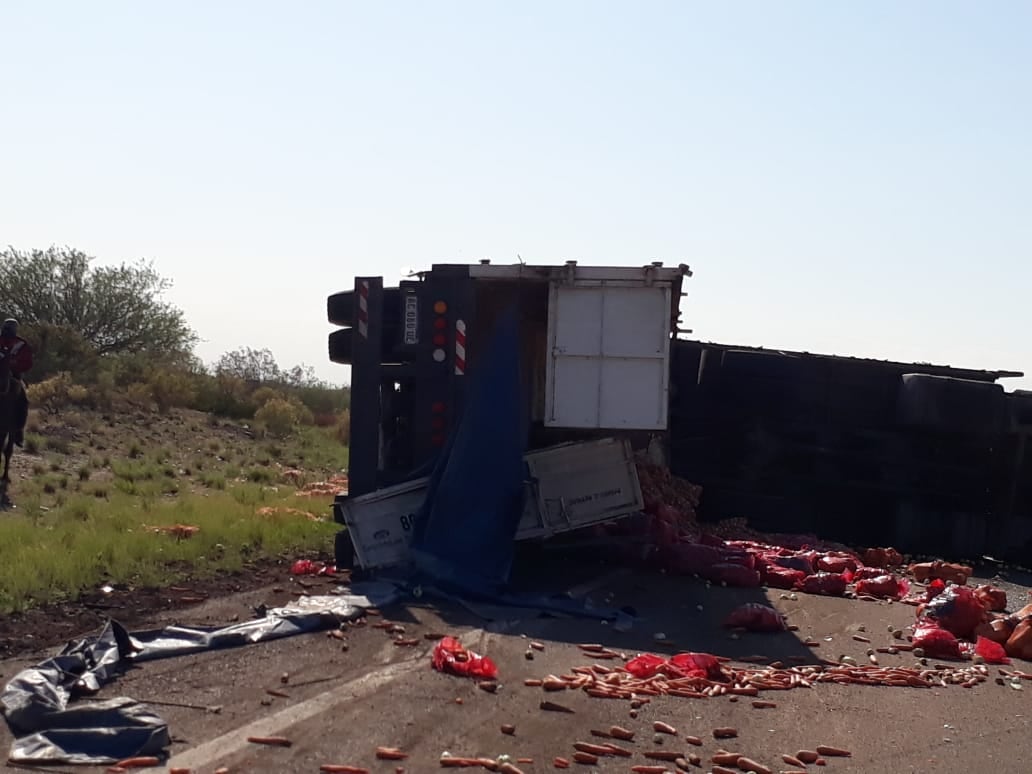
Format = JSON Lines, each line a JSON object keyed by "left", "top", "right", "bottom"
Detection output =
{"left": 527, "top": 657, "right": 1008, "bottom": 701}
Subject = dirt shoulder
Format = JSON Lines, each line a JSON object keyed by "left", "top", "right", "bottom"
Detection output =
{"left": 0, "top": 553, "right": 341, "bottom": 661}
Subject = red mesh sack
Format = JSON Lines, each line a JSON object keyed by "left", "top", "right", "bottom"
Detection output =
{"left": 817, "top": 554, "right": 858, "bottom": 574}
{"left": 854, "top": 574, "right": 910, "bottom": 600}
{"left": 761, "top": 565, "right": 807, "bottom": 590}
{"left": 431, "top": 636, "right": 498, "bottom": 679}
{"left": 798, "top": 572, "right": 848, "bottom": 597}
{"left": 912, "top": 621, "right": 963, "bottom": 660}
{"left": 922, "top": 585, "right": 987, "bottom": 639}
{"left": 974, "top": 635, "right": 1010, "bottom": 664}
{"left": 975, "top": 584, "right": 1008, "bottom": 613}
{"left": 722, "top": 603, "right": 786, "bottom": 633}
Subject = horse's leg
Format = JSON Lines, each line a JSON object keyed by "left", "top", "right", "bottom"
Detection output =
{"left": 1, "top": 433, "right": 11, "bottom": 485}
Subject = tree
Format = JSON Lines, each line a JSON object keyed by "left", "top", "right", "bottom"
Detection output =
{"left": 0, "top": 246, "right": 197, "bottom": 356}
{"left": 214, "top": 347, "right": 282, "bottom": 385}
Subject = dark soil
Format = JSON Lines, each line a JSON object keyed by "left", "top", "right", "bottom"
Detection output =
{"left": 0, "top": 551, "right": 343, "bottom": 659}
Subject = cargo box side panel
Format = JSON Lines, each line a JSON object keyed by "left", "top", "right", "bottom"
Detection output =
{"left": 527, "top": 438, "right": 644, "bottom": 534}
{"left": 341, "top": 478, "right": 429, "bottom": 569}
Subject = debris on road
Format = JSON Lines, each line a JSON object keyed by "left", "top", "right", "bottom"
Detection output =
{"left": 247, "top": 735, "right": 293, "bottom": 747}
{"left": 0, "top": 588, "right": 392, "bottom": 766}
{"left": 376, "top": 746, "right": 409, "bottom": 760}
{"left": 723, "top": 603, "right": 787, "bottom": 633}
{"left": 431, "top": 636, "right": 498, "bottom": 679}
{"left": 540, "top": 700, "right": 575, "bottom": 713}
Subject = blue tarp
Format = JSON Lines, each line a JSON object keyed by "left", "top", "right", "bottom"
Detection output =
{"left": 409, "top": 305, "right": 528, "bottom": 595}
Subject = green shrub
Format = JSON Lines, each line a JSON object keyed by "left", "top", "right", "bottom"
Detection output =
{"left": 255, "top": 398, "right": 298, "bottom": 438}
{"left": 125, "top": 382, "right": 154, "bottom": 408}
{"left": 148, "top": 367, "right": 197, "bottom": 412}
{"left": 27, "top": 372, "right": 74, "bottom": 413}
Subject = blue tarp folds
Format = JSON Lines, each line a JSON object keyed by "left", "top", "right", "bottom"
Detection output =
{"left": 409, "top": 305, "right": 528, "bottom": 595}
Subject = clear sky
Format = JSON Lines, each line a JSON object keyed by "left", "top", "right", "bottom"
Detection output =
{"left": 2, "top": 1, "right": 1029, "bottom": 388}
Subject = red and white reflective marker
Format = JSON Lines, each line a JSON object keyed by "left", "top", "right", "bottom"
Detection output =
{"left": 455, "top": 319, "right": 466, "bottom": 375}
{"left": 357, "top": 281, "right": 370, "bottom": 339}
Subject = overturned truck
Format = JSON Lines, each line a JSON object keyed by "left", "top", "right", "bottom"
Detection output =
{"left": 326, "top": 261, "right": 1032, "bottom": 568}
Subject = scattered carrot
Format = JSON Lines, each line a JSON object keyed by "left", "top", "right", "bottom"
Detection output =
{"left": 169, "top": 769, "right": 192, "bottom": 774}
{"left": 712, "top": 767, "right": 738, "bottom": 774}
{"left": 572, "top": 751, "right": 599, "bottom": 764}
{"left": 530, "top": 641, "right": 546, "bottom": 651}
{"left": 320, "top": 766, "right": 371, "bottom": 774}
{"left": 501, "top": 724, "right": 516, "bottom": 735}
{"left": 737, "top": 757, "right": 773, "bottom": 774}
{"left": 113, "top": 758, "right": 160, "bottom": 769}
{"left": 376, "top": 747, "right": 408, "bottom": 760}
{"left": 602, "top": 743, "right": 632, "bottom": 757}
{"left": 631, "top": 767, "right": 670, "bottom": 773}
{"left": 553, "top": 758, "right": 570, "bottom": 769}
{"left": 653, "top": 720, "right": 677, "bottom": 735}
{"left": 782, "top": 754, "right": 806, "bottom": 767}
{"left": 573, "top": 742, "right": 614, "bottom": 757}
{"left": 712, "top": 752, "right": 742, "bottom": 765}
{"left": 752, "top": 700, "right": 777, "bottom": 709}
{"left": 540, "top": 700, "right": 574, "bottom": 713}
{"left": 685, "top": 735, "right": 703, "bottom": 746}
{"left": 713, "top": 727, "right": 738, "bottom": 739}
{"left": 609, "top": 725, "right": 635, "bottom": 740}
{"left": 816, "top": 745, "right": 851, "bottom": 757}
{"left": 795, "top": 750, "right": 820, "bottom": 763}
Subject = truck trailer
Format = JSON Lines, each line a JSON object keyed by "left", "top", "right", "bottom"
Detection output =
{"left": 327, "top": 261, "right": 1032, "bottom": 567}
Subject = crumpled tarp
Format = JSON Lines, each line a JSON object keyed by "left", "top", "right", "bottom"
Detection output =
{"left": 1, "top": 589, "right": 394, "bottom": 765}
{"left": 409, "top": 305, "right": 529, "bottom": 595}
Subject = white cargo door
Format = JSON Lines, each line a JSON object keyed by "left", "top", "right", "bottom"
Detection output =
{"left": 545, "top": 281, "right": 672, "bottom": 429}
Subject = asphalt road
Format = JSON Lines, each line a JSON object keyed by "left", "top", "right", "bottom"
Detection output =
{"left": 3, "top": 559, "right": 1032, "bottom": 774}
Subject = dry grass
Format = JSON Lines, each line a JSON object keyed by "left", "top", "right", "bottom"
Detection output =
{"left": 0, "top": 406, "right": 349, "bottom": 613}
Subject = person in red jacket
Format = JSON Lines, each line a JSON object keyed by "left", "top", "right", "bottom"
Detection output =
{"left": 0, "top": 318, "right": 33, "bottom": 447}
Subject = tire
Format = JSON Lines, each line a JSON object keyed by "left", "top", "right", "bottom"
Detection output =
{"left": 327, "top": 291, "right": 354, "bottom": 326}
{"left": 328, "top": 329, "right": 353, "bottom": 364}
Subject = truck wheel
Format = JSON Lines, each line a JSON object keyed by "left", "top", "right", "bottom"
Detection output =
{"left": 327, "top": 291, "right": 354, "bottom": 326}
{"left": 328, "top": 329, "right": 353, "bottom": 364}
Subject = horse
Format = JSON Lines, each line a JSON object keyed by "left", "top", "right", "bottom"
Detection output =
{"left": 0, "top": 356, "right": 17, "bottom": 506}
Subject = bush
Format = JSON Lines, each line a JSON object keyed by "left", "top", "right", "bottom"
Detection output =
{"left": 192, "top": 373, "right": 254, "bottom": 419}
{"left": 251, "top": 386, "right": 287, "bottom": 409}
{"left": 27, "top": 372, "right": 75, "bottom": 413}
{"left": 125, "top": 382, "right": 154, "bottom": 408}
{"left": 147, "top": 367, "right": 197, "bottom": 412}
{"left": 255, "top": 398, "right": 299, "bottom": 438}
{"left": 67, "top": 384, "right": 90, "bottom": 406}
{"left": 20, "top": 323, "right": 100, "bottom": 382}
